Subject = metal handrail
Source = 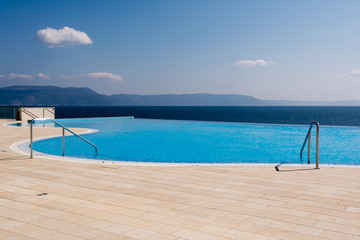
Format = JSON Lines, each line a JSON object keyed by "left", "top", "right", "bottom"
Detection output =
{"left": 21, "top": 107, "right": 56, "bottom": 119}
{"left": 44, "top": 107, "right": 58, "bottom": 118}
{"left": 20, "top": 108, "right": 39, "bottom": 119}
{"left": 29, "top": 118, "right": 98, "bottom": 158}
{"left": 44, "top": 107, "right": 55, "bottom": 114}
{"left": 50, "top": 119, "right": 98, "bottom": 155}
{"left": 300, "top": 121, "right": 319, "bottom": 169}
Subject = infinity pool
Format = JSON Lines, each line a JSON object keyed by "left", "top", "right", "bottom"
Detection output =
{"left": 22, "top": 117, "right": 360, "bottom": 165}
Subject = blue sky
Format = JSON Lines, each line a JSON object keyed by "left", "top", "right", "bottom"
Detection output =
{"left": 1, "top": 0, "right": 360, "bottom": 101}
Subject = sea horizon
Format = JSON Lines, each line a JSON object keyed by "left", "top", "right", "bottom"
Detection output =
{"left": 52, "top": 106, "right": 360, "bottom": 127}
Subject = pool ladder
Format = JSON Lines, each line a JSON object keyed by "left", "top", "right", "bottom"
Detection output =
{"left": 300, "top": 121, "right": 319, "bottom": 169}
{"left": 29, "top": 118, "right": 97, "bottom": 158}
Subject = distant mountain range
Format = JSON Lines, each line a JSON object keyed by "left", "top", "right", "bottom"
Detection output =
{"left": 1, "top": 85, "right": 360, "bottom": 106}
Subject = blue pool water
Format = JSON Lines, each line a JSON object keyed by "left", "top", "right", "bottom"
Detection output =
{"left": 28, "top": 117, "right": 360, "bottom": 165}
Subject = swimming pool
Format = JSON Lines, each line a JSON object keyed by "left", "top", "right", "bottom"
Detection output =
{"left": 18, "top": 117, "right": 360, "bottom": 165}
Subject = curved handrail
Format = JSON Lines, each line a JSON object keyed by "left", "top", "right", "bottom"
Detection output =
{"left": 29, "top": 118, "right": 98, "bottom": 158}
{"left": 300, "top": 121, "right": 319, "bottom": 169}
{"left": 50, "top": 119, "right": 98, "bottom": 153}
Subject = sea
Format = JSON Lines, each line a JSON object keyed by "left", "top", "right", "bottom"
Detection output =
{"left": 55, "top": 106, "right": 360, "bottom": 127}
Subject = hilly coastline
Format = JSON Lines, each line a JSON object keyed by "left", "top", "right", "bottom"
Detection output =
{"left": 1, "top": 85, "right": 360, "bottom": 106}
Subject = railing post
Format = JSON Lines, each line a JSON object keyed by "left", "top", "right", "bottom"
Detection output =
{"left": 30, "top": 119, "right": 33, "bottom": 158}
{"left": 62, "top": 127, "right": 65, "bottom": 156}
{"left": 316, "top": 123, "right": 319, "bottom": 169}
{"left": 308, "top": 130, "right": 311, "bottom": 164}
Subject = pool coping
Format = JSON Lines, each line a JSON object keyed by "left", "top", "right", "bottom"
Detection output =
{"left": 12, "top": 137, "right": 360, "bottom": 168}
{"left": 6, "top": 118, "right": 360, "bottom": 168}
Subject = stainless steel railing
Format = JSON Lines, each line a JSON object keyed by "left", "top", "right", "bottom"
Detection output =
{"left": 20, "top": 108, "right": 39, "bottom": 119}
{"left": 20, "top": 107, "right": 56, "bottom": 120}
{"left": 44, "top": 107, "right": 57, "bottom": 118}
{"left": 300, "top": 121, "right": 319, "bottom": 169}
{"left": 50, "top": 119, "right": 98, "bottom": 155}
{"left": 29, "top": 119, "right": 98, "bottom": 158}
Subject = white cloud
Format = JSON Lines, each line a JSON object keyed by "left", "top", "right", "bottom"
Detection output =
{"left": 233, "top": 59, "right": 275, "bottom": 67}
{"left": 8, "top": 73, "right": 34, "bottom": 80}
{"left": 36, "top": 26, "right": 93, "bottom": 48}
{"left": 0, "top": 73, "right": 51, "bottom": 80}
{"left": 86, "top": 72, "right": 122, "bottom": 82}
{"left": 61, "top": 72, "right": 123, "bottom": 82}
{"left": 37, "top": 72, "right": 51, "bottom": 80}
{"left": 349, "top": 69, "right": 360, "bottom": 77}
